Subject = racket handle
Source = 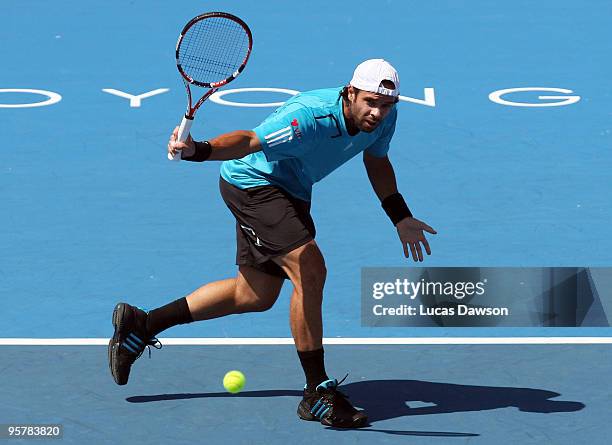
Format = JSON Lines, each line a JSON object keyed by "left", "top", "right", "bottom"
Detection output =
{"left": 168, "top": 115, "right": 194, "bottom": 161}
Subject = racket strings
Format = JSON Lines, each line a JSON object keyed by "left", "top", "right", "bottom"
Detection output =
{"left": 179, "top": 17, "right": 250, "bottom": 84}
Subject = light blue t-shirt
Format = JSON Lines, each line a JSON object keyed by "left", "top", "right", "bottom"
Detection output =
{"left": 220, "top": 86, "right": 397, "bottom": 201}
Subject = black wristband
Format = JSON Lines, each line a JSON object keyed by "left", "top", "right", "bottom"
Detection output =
{"left": 182, "top": 140, "right": 212, "bottom": 162}
{"left": 381, "top": 192, "right": 413, "bottom": 225}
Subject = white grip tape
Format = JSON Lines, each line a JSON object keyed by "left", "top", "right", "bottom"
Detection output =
{"left": 177, "top": 115, "right": 193, "bottom": 142}
{"left": 168, "top": 115, "right": 194, "bottom": 161}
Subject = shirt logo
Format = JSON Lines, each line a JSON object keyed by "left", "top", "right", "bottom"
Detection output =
{"left": 291, "top": 118, "right": 303, "bottom": 141}
{"left": 264, "top": 126, "right": 293, "bottom": 148}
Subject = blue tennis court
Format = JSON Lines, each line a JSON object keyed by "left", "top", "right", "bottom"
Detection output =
{"left": 1, "top": 0, "right": 611, "bottom": 443}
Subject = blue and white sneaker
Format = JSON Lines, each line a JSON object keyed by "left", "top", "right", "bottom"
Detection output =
{"left": 108, "top": 302, "right": 161, "bottom": 385}
{"left": 297, "top": 376, "right": 368, "bottom": 428}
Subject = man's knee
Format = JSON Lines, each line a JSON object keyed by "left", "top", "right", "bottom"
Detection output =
{"left": 290, "top": 242, "right": 327, "bottom": 295}
{"left": 234, "top": 282, "right": 277, "bottom": 312}
{"left": 236, "top": 294, "right": 275, "bottom": 312}
{"left": 234, "top": 267, "right": 283, "bottom": 312}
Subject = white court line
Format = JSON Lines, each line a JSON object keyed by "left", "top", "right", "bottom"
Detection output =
{"left": 0, "top": 337, "right": 611, "bottom": 346}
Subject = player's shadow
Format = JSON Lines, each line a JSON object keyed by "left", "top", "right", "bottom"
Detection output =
{"left": 340, "top": 380, "right": 585, "bottom": 421}
{"left": 127, "top": 379, "right": 584, "bottom": 435}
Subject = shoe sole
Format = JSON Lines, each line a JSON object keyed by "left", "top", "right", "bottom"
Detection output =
{"left": 297, "top": 400, "right": 369, "bottom": 428}
{"left": 321, "top": 413, "right": 369, "bottom": 429}
{"left": 108, "top": 303, "right": 129, "bottom": 386}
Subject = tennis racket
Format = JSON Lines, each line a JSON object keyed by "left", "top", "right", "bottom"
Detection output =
{"left": 169, "top": 12, "right": 253, "bottom": 161}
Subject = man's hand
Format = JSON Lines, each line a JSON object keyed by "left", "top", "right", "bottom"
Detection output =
{"left": 168, "top": 126, "right": 196, "bottom": 159}
{"left": 396, "top": 217, "right": 437, "bottom": 262}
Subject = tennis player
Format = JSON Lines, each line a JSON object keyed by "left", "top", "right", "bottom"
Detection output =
{"left": 108, "top": 59, "right": 436, "bottom": 428}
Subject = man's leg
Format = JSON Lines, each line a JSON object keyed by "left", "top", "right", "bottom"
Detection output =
{"left": 109, "top": 265, "right": 284, "bottom": 385}
{"left": 273, "top": 240, "right": 368, "bottom": 428}
{"left": 147, "top": 265, "right": 285, "bottom": 335}
{"left": 273, "top": 240, "right": 326, "bottom": 352}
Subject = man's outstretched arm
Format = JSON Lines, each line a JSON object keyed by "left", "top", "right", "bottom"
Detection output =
{"left": 363, "top": 151, "right": 437, "bottom": 262}
{"left": 363, "top": 151, "right": 400, "bottom": 200}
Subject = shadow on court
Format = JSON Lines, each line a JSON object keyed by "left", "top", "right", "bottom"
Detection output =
{"left": 127, "top": 379, "right": 584, "bottom": 435}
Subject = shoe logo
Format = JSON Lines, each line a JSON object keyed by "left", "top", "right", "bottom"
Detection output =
{"left": 310, "top": 398, "right": 331, "bottom": 419}
{"left": 122, "top": 333, "right": 144, "bottom": 354}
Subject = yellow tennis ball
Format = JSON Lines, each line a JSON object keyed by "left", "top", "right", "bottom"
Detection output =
{"left": 223, "top": 370, "right": 246, "bottom": 394}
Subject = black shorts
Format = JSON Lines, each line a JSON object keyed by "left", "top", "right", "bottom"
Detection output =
{"left": 219, "top": 177, "right": 316, "bottom": 279}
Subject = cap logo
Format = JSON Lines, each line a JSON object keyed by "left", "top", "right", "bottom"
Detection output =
{"left": 377, "top": 86, "right": 396, "bottom": 96}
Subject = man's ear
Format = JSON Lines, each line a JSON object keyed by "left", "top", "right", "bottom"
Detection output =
{"left": 347, "top": 85, "right": 356, "bottom": 103}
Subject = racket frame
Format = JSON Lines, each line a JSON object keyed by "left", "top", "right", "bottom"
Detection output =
{"left": 170, "top": 12, "right": 253, "bottom": 159}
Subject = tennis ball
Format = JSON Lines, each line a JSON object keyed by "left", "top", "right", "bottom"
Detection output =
{"left": 223, "top": 370, "right": 246, "bottom": 394}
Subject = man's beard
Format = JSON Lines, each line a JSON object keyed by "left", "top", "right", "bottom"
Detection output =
{"left": 358, "top": 119, "right": 379, "bottom": 133}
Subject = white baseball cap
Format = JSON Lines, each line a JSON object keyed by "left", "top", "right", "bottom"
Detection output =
{"left": 349, "top": 59, "right": 400, "bottom": 97}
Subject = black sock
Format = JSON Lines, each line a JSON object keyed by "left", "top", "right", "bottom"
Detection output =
{"left": 146, "top": 297, "right": 194, "bottom": 337}
{"left": 297, "top": 348, "right": 329, "bottom": 390}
